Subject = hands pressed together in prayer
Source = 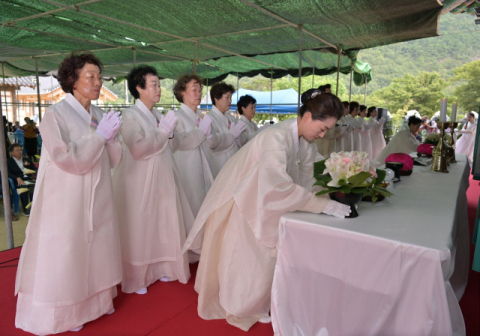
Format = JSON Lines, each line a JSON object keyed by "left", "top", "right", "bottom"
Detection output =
{"left": 96, "top": 110, "right": 122, "bottom": 142}
{"left": 160, "top": 110, "right": 178, "bottom": 138}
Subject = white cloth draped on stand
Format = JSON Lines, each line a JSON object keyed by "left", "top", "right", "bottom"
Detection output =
{"left": 375, "top": 129, "right": 420, "bottom": 164}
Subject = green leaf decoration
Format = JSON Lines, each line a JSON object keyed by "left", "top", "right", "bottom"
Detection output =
{"left": 347, "top": 171, "right": 372, "bottom": 187}
{"left": 314, "top": 160, "right": 326, "bottom": 177}
{"left": 375, "top": 169, "right": 386, "bottom": 185}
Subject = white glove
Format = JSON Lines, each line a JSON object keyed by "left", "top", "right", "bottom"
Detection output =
{"left": 96, "top": 111, "right": 122, "bottom": 142}
{"left": 259, "top": 122, "right": 271, "bottom": 132}
{"left": 199, "top": 115, "right": 212, "bottom": 138}
{"left": 159, "top": 110, "right": 178, "bottom": 138}
{"left": 230, "top": 121, "right": 246, "bottom": 138}
{"left": 322, "top": 200, "right": 351, "bottom": 218}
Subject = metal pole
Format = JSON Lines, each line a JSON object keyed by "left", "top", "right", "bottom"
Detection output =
{"left": 297, "top": 25, "right": 303, "bottom": 112}
{"left": 172, "top": 79, "right": 175, "bottom": 108}
{"left": 2, "top": 64, "right": 8, "bottom": 119}
{"left": 270, "top": 69, "right": 273, "bottom": 119}
{"left": 364, "top": 74, "right": 367, "bottom": 105}
{"left": 312, "top": 66, "right": 315, "bottom": 88}
{"left": 206, "top": 78, "right": 209, "bottom": 112}
{"left": 133, "top": 47, "right": 136, "bottom": 68}
{"left": 193, "top": 40, "right": 198, "bottom": 74}
{"left": 349, "top": 62, "right": 353, "bottom": 102}
{"left": 34, "top": 58, "right": 42, "bottom": 121}
{"left": 15, "top": 76, "right": 19, "bottom": 122}
{"left": 124, "top": 78, "right": 129, "bottom": 105}
{"left": 50, "top": 75, "right": 54, "bottom": 101}
{"left": 0, "top": 66, "right": 14, "bottom": 249}
{"left": 335, "top": 48, "right": 341, "bottom": 96}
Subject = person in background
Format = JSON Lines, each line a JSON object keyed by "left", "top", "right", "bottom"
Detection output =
{"left": 375, "top": 115, "right": 421, "bottom": 163}
{"left": 237, "top": 94, "right": 262, "bottom": 143}
{"left": 323, "top": 84, "right": 332, "bottom": 94}
{"left": 7, "top": 144, "right": 36, "bottom": 216}
{"left": 112, "top": 65, "right": 191, "bottom": 295}
{"left": 207, "top": 82, "right": 246, "bottom": 177}
{"left": 183, "top": 92, "right": 350, "bottom": 332}
{"left": 346, "top": 101, "right": 360, "bottom": 151}
{"left": 358, "top": 105, "right": 375, "bottom": 159}
{"left": 14, "top": 121, "right": 21, "bottom": 131}
{"left": 2, "top": 116, "right": 12, "bottom": 159}
{"left": 455, "top": 112, "right": 477, "bottom": 162}
{"left": 367, "top": 106, "right": 386, "bottom": 160}
{"left": 22, "top": 117, "right": 38, "bottom": 160}
{"left": 15, "top": 52, "right": 122, "bottom": 335}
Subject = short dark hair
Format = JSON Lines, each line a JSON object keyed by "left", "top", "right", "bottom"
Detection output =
{"left": 57, "top": 53, "right": 103, "bottom": 94}
{"left": 359, "top": 105, "right": 367, "bottom": 112}
{"left": 237, "top": 95, "right": 256, "bottom": 115}
{"left": 298, "top": 93, "right": 343, "bottom": 121}
{"left": 127, "top": 65, "right": 159, "bottom": 99}
{"left": 342, "top": 101, "right": 349, "bottom": 108}
{"left": 408, "top": 116, "right": 422, "bottom": 126}
{"left": 324, "top": 84, "right": 331, "bottom": 89}
{"left": 467, "top": 112, "right": 475, "bottom": 118}
{"left": 9, "top": 143, "right": 22, "bottom": 152}
{"left": 318, "top": 85, "right": 324, "bottom": 92}
{"left": 367, "top": 106, "right": 376, "bottom": 117}
{"left": 173, "top": 74, "right": 203, "bottom": 103}
{"left": 210, "top": 82, "right": 235, "bottom": 106}
{"left": 349, "top": 101, "right": 360, "bottom": 114}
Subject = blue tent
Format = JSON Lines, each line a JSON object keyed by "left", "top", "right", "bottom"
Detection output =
{"left": 201, "top": 88, "right": 300, "bottom": 114}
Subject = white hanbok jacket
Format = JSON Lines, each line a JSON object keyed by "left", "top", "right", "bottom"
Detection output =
{"left": 370, "top": 117, "right": 386, "bottom": 161}
{"left": 15, "top": 94, "right": 122, "bottom": 334}
{"left": 360, "top": 117, "right": 375, "bottom": 160}
{"left": 174, "top": 104, "right": 214, "bottom": 218}
{"left": 182, "top": 118, "right": 329, "bottom": 331}
{"left": 344, "top": 114, "right": 355, "bottom": 151}
{"left": 207, "top": 106, "right": 247, "bottom": 177}
{"left": 352, "top": 116, "right": 363, "bottom": 152}
{"left": 375, "top": 129, "right": 420, "bottom": 163}
{"left": 239, "top": 115, "right": 258, "bottom": 144}
{"left": 112, "top": 100, "right": 192, "bottom": 292}
{"left": 456, "top": 121, "right": 477, "bottom": 162}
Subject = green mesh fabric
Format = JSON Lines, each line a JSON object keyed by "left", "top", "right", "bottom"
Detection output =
{"left": 0, "top": 0, "right": 444, "bottom": 83}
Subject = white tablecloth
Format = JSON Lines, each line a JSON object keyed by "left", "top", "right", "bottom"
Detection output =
{"left": 272, "top": 154, "right": 470, "bottom": 336}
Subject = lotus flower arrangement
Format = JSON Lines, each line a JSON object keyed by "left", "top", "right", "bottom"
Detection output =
{"left": 314, "top": 151, "right": 394, "bottom": 206}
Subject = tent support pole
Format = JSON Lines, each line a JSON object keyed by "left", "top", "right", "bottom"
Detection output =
{"left": 206, "top": 78, "right": 209, "bottom": 112}
{"left": 133, "top": 47, "right": 136, "bottom": 68}
{"left": 297, "top": 26, "right": 303, "bottom": 112}
{"left": 270, "top": 69, "right": 273, "bottom": 119}
{"left": 349, "top": 62, "right": 353, "bottom": 102}
{"left": 35, "top": 58, "right": 42, "bottom": 121}
{"left": 0, "top": 63, "right": 14, "bottom": 249}
{"left": 124, "top": 79, "right": 129, "bottom": 105}
{"left": 193, "top": 40, "right": 198, "bottom": 74}
{"left": 364, "top": 74, "right": 367, "bottom": 105}
{"left": 335, "top": 48, "right": 341, "bottom": 96}
{"left": 2, "top": 64, "right": 8, "bottom": 119}
{"left": 172, "top": 79, "right": 175, "bottom": 108}
{"left": 312, "top": 66, "right": 315, "bottom": 88}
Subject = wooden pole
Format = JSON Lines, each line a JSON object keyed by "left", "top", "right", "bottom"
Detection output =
{"left": 297, "top": 25, "right": 303, "bottom": 112}
{"left": 35, "top": 58, "right": 42, "bottom": 121}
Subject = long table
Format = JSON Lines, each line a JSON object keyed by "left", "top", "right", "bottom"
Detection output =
{"left": 271, "top": 154, "right": 470, "bottom": 336}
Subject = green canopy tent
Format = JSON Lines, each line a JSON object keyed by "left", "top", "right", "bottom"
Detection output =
{"left": 0, "top": 0, "right": 447, "bottom": 248}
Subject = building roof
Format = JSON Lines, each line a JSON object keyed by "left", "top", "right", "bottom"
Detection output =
{"left": 0, "top": 76, "right": 36, "bottom": 89}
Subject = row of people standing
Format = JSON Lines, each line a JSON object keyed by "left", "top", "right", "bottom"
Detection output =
{"left": 315, "top": 101, "right": 386, "bottom": 161}
{"left": 13, "top": 55, "right": 273, "bottom": 335}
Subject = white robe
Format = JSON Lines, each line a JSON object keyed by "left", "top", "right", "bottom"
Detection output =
{"left": 182, "top": 118, "right": 329, "bottom": 332}
{"left": 370, "top": 117, "right": 386, "bottom": 161}
{"left": 335, "top": 117, "right": 348, "bottom": 153}
{"left": 456, "top": 121, "right": 477, "bottom": 162}
{"left": 344, "top": 114, "right": 355, "bottom": 152}
{"left": 360, "top": 116, "right": 375, "bottom": 160}
{"left": 375, "top": 129, "right": 420, "bottom": 164}
{"left": 239, "top": 115, "right": 258, "bottom": 144}
{"left": 314, "top": 126, "right": 343, "bottom": 159}
{"left": 207, "top": 106, "right": 247, "bottom": 177}
{"left": 352, "top": 116, "right": 363, "bottom": 152}
{"left": 15, "top": 93, "right": 122, "bottom": 335}
{"left": 112, "top": 100, "right": 191, "bottom": 293}
{"left": 173, "top": 103, "right": 214, "bottom": 218}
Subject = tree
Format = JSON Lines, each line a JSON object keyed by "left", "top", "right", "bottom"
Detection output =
{"left": 451, "top": 60, "right": 480, "bottom": 113}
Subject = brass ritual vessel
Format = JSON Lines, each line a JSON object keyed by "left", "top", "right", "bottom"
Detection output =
{"left": 446, "top": 122, "right": 458, "bottom": 164}
{"left": 432, "top": 122, "right": 450, "bottom": 173}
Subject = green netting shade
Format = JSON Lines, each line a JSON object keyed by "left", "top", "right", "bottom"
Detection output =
{"left": 1, "top": 0, "right": 441, "bottom": 82}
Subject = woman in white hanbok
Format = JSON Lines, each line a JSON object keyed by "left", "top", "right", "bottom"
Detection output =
{"left": 112, "top": 66, "right": 191, "bottom": 295}
{"left": 367, "top": 106, "right": 386, "bottom": 161}
{"left": 15, "top": 53, "right": 122, "bottom": 335}
{"left": 375, "top": 116, "right": 422, "bottom": 163}
{"left": 207, "top": 82, "right": 247, "bottom": 177}
{"left": 237, "top": 94, "right": 268, "bottom": 145}
{"left": 456, "top": 112, "right": 477, "bottom": 162}
{"left": 182, "top": 92, "right": 351, "bottom": 332}
{"left": 173, "top": 75, "right": 214, "bottom": 218}
{"left": 345, "top": 102, "right": 360, "bottom": 151}
{"left": 358, "top": 105, "right": 374, "bottom": 159}
{"left": 334, "top": 101, "right": 350, "bottom": 152}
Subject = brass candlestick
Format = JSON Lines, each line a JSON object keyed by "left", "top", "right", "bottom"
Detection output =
{"left": 432, "top": 122, "right": 449, "bottom": 173}
{"left": 446, "top": 122, "right": 458, "bottom": 163}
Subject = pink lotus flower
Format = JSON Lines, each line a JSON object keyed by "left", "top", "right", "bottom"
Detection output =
{"left": 385, "top": 153, "right": 414, "bottom": 171}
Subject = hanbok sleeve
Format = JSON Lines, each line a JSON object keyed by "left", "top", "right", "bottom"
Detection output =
{"left": 121, "top": 112, "right": 169, "bottom": 161}
{"left": 175, "top": 117, "right": 206, "bottom": 151}
{"left": 206, "top": 125, "right": 236, "bottom": 152}
{"left": 40, "top": 109, "right": 105, "bottom": 175}
{"left": 106, "top": 138, "right": 122, "bottom": 168}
